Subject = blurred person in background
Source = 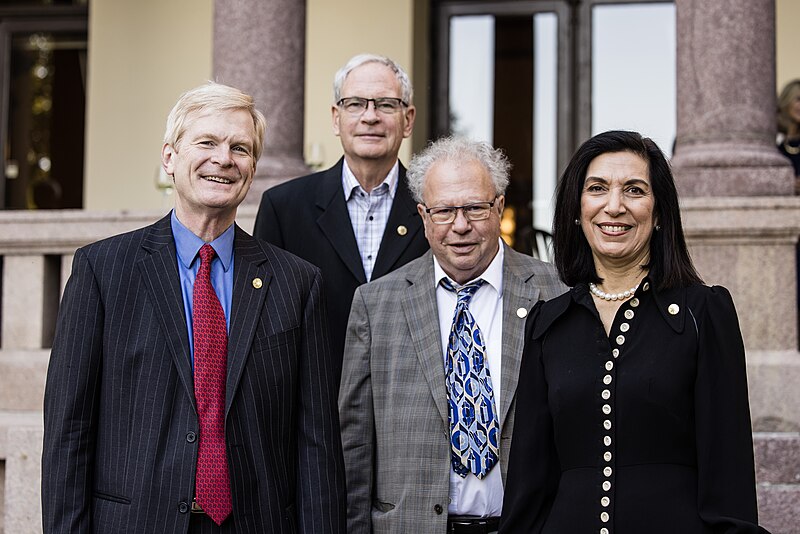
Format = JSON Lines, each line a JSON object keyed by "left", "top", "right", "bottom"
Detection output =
{"left": 777, "top": 79, "right": 800, "bottom": 181}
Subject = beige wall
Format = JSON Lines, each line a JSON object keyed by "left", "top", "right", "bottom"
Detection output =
{"left": 84, "top": 0, "right": 417, "bottom": 210}
{"left": 304, "top": 0, "right": 416, "bottom": 171}
{"left": 776, "top": 0, "right": 800, "bottom": 93}
{"left": 84, "top": 0, "right": 213, "bottom": 211}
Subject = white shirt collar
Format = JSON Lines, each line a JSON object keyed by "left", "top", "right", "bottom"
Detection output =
{"left": 433, "top": 238, "right": 505, "bottom": 297}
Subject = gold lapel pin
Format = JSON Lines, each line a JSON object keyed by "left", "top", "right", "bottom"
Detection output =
{"left": 252, "top": 277, "right": 263, "bottom": 289}
{"left": 397, "top": 225, "right": 408, "bottom": 236}
{"left": 516, "top": 307, "right": 528, "bottom": 318}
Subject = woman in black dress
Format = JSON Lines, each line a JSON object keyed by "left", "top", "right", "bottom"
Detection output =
{"left": 499, "top": 131, "right": 767, "bottom": 533}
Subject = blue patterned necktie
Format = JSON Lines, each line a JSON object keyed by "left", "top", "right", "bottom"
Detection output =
{"left": 441, "top": 277, "right": 500, "bottom": 479}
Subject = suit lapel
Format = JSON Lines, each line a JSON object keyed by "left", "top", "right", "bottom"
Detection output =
{"left": 136, "top": 214, "right": 196, "bottom": 409}
{"left": 225, "top": 226, "right": 270, "bottom": 416}
{"left": 499, "top": 246, "right": 541, "bottom": 427}
{"left": 315, "top": 159, "right": 366, "bottom": 283}
{"left": 401, "top": 252, "right": 449, "bottom": 426}
{"left": 372, "top": 165, "right": 424, "bottom": 278}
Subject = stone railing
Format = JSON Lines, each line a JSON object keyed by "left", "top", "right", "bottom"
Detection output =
{"left": 0, "top": 202, "right": 798, "bottom": 533}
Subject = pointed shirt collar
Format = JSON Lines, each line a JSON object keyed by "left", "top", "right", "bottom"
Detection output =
{"left": 171, "top": 210, "right": 234, "bottom": 271}
{"left": 342, "top": 158, "right": 399, "bottom": 201}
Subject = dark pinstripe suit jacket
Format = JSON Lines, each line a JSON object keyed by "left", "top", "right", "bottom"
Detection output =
{"left": 42, "top": 213, "right": 346, "bottom": 534}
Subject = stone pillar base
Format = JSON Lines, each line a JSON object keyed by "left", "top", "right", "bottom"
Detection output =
{"left": 673, "top": 143, "right": 795, "bottom": 196}
{"left": 681, "top": 196, "right": 800, "bottom": 351}
{"left": 748, "top": 351, "right": 800, "bottom": 431}
{"left": 754, "top": 432, "right": 800, "bottom": 533}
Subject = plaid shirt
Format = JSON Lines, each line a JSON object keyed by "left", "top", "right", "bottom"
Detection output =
{"left": 342, "top": 160, "right": 399, "bottom": 281}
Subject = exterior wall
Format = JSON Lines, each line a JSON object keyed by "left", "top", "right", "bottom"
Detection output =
{"left": 83, "top": 0, "right": 213, "bottom": 211}
{"left": 78, "top": 1, "right": 800, "bottom": 210}
{"left": 304, "top": 0, "right": 416, "bottom": 171}
{"left": 776, "top": 0, "right": 800, "bottom": 91}
{"left": 82, "top": 0, "right": 417, "bottom": 210}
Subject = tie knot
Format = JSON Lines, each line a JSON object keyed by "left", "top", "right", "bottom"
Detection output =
{"left": 198, "top": 243, "right": 217, "bottom": 264}
{"left": 441, "top": 277, "right": 485, "bottom": 304}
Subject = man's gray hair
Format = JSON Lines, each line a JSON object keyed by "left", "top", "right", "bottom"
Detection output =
{"left": 333, "top": 53, "right": 414, "bottom": 104}
{"left": 407, "top": 136, "right": 511, "bottom": 203}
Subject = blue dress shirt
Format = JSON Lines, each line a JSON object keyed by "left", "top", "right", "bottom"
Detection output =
{"left": 171, "top": 210, "right": 234, "bottom": 367}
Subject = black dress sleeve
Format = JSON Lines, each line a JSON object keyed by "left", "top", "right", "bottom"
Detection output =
{"left": 499, "top": 301, "right": 561, "bottom": 533}
{"left": 693, "top": 286, "right": 769, "bottom": 533}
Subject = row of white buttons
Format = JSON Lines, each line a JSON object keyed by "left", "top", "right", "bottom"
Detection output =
{"left": 598, "top": 284, "right": 649, "bottom": 533}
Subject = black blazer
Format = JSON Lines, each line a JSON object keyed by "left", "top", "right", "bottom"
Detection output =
{"left": 253, "top": 159, "right": 429, "bottom": 382}
{"left": 42, "top": 214, "right": 346, "bottom": 534}
{"left": 500, "top": 281, "right": 766, "bottom": 533}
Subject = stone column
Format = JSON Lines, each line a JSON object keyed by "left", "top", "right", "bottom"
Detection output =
{"left": 214, "top": 0, "right": 310, "bottom": 203}
{"left": 671, "top": 5, "right": 800, "bottom": 525}
{"left": 671, "top": 0, "right": 794, "bottom": 196}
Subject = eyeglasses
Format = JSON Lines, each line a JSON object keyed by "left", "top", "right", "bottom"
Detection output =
{"left": 336, "top": 97, "right": 408, "bottom": 115}
{"left": 424, "top": 198, "right": 497, "bottom": 224}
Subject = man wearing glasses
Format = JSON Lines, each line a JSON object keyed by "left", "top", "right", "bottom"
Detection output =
{"left": 338, "top": 136, "right": 567, "bottom": 534}
{"left": 253, "top": 54, "right": 429, "bottom": 385}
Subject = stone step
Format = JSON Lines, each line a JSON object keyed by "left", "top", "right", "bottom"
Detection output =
{"left": 0, "top": 350, "right": 50, "bottom": 412}
{"left": 754, "top": 432, "right": 800, "bottom": 485}
{"left": 753, "top": 433, "right": 800, "bottom": 534}
{"left": 757, "top": 484, "right": 800, "bottom": 534}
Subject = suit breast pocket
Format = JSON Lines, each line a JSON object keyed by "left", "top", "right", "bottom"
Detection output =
{"left": 248, "top": 327, "right": 302, "bottom": 395}
{"left": 252, "top": 326, "right": 300, "bottom": 355}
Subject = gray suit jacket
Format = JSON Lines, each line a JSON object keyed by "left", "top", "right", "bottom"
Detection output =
{"left": 338, "top": 246, "right": 567, "bottom": 534}
{"left": 42, "top": 214, "right": 346, "bottom": 534}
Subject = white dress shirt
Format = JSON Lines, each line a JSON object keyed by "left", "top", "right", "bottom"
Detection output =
{"left": 342, "top": 159, "right": 399, "bottom": 281}
{"left": 433, "top": 241, "right": 505, "bottom": 517}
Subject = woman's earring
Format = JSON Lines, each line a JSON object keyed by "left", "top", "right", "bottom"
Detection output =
{"left": 655, "top": 224, "right": 661, "bottom": 231}
{"left": 574, "top": 219, "right": 580, "bottom": 226}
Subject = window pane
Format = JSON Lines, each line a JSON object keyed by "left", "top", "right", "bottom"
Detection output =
{"left": 592, "top": 3, "right": 676, "bottom": 156}
{"left": 449, "top": 15, "right": 495, "bottom": 142}
{"left": 533, "top": 12, "right": 558, "bottom": 232}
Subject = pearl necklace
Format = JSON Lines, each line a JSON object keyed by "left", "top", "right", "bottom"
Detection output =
{"left": 589, "top": 282, "right": 640, "bottom": 302}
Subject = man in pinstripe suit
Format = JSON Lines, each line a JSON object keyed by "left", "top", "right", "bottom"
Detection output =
{"left": 338, "top": 137, "right": 567, "bottom": 534}
{"left": 42, "top": 82, "right": 346, "bottom": 533}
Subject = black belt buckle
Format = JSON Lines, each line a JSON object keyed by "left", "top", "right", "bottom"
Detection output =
{"left": 191, "top": 499, "right": 204, "bottom": 514}
{"left": 447, "top": 515, "right": 500, "bottom": 534}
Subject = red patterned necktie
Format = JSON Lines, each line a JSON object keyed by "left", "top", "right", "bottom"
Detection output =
{"left": 193, "top": 244, "right": 232, "bottom": 525}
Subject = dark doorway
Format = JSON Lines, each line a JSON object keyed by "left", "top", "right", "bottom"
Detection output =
{"left": 1, "top": 3, "right": 88, "bottom": 209}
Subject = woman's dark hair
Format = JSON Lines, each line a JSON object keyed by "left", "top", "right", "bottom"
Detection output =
{"left": 552, "top": 130, "right": 702, "bottom": 290}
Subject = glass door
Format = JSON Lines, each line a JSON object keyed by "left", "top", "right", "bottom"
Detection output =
{"left": 436, "top": 1, "right": 570, "bottom": 254}
{"left": 434, "top": 0, "right": 675, "bottom": 257}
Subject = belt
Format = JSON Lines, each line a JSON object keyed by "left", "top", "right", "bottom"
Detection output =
{"left": 447, "top": 515, "right": 501, "bottom": 534}
{"left": 191, "top": 499, "right": 205, "bottom": 514}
